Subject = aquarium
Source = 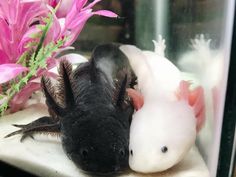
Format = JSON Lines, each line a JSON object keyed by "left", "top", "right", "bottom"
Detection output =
{"left": 0, "top": 0, "right": 235, "bottom": 177}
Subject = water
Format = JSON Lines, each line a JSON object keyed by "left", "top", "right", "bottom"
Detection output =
{"left": 76, "top": 0, "right": 235, "bottom": 176}
{"left": 0, "top": 0, "right": 235, "bottom": 176}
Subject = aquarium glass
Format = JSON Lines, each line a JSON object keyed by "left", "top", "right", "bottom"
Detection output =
{"left": 0, "top": 0, "right": 235, "bottom": 176}
{"left": 75, "top": 0, "right": 235, "bottom": 176}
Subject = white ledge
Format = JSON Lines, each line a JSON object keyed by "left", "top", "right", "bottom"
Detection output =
{"left": 0, "top": 104, "right": 210, "bottom": 177}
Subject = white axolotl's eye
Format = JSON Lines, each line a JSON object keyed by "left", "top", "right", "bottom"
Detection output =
{"left": 161, "top": 146, "right": 168, "bottom": 153}
{"left": 130, "top": 150, "right": 133, "bottom": 156}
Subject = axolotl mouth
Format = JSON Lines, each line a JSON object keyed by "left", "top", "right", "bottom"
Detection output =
{"left": 79, "top": 166, "right": 130, "bottom": 177}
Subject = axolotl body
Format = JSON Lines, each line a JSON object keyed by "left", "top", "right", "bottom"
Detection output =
{"left": 120, "top": 36, "right": 205, "bottom": 173}
{"left": 5, "top": 44, "right": 136, "bottom": 176}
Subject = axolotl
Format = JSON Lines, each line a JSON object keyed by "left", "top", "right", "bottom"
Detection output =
{"left": 5, "top": 44, "right": 136, "bottom": 176}
{"left": 120, "top": 36, "right": 205, "bottom": 173}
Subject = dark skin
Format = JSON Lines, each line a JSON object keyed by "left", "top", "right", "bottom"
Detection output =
{"left": 5, "top": 44, "right": 136, "bottom": 176}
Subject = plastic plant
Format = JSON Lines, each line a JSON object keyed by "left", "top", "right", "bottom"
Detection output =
{"left": 0, "top": 0, "right": 117, "bottom": 115}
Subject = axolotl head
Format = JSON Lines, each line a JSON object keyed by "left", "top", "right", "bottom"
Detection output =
{"left": 61, "top": 112, "right": 131, "bottom": 175}
{"left": 128, "top": 100, "right": 197, "bottom": 173}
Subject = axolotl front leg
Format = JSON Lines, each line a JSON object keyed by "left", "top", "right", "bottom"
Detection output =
{"left": 4, "top": 61, "right": 74, "bottom": 142}
{"left": 152, "top": 35, "right": 166, "bottom": 57}
{"left": 4, "top": 116, "right": 60, "bottom": 142}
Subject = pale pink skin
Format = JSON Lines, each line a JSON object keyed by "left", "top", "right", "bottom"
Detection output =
{"left": 0, "top": 0, "right": 117, "bottom": 112}
{"left": 120, "top": 36, "right": 205, "bottom": 173}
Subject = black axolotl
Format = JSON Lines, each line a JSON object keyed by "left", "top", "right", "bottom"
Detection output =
{"left": 5, "top": 44, "right": 136, "bottom": 176}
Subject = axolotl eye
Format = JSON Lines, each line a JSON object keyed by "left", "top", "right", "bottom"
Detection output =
{"left": 161, "top": 146, "right": 168, "bottom": 153}
{"left": 80, "top": 148, "right": 89, "bottom": 158}
{"left": 130, "top": 150, "right": 133, "bottom": 156}
{"left": 119, "top": 148, "right": 126, "bottom": 157}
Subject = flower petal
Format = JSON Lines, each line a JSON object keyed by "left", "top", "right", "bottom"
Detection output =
{"left": 0, "top": 50, "right": 10, "bottom": 64}
{"left": 76, "top": 0, "right": 88, "bottom": 11}
{"left": 64, "top": 20, "right": 88, "bottom": 46}
{"left": 9, "top": 0, "right": 20, "bottom": 24}
{"left": 93, "top": 10, "right": 118, "bottom": 18}
{"left": 0, "top": 64, "right": 28, "bottom": 84}
{"left": 64, "top": 10, "right": 93, "bottom": 45}
{"left": 56, "top": 0, "right": 74, "bottom": 18}
{"left": 67, "top": 9, "right": 92, "bottom": 29}
{"left": 0, "top": 18, "right": 11, "bottom": 41}
{"left": 82, "top": 0, "right": 102, "bottom": 10}
{"left": 10, "top": 82, "right": 41, "bottom": 112}
{"left": 65, "top": 2, "right": 80, "bottom": 27}
{"left": 18, "top": 26, "right": 41, "bottom": 53}
{"left": 45, "top": 11, "right": 62, "bottom": 43}
{"left": 0, "top": 18, "right": 12, "bottom": 57}
{"left": 21, "top": 0, "right": 42, "bottom": 2}
{"left": 64, "top": 53, "right": 88, "bottom": 64}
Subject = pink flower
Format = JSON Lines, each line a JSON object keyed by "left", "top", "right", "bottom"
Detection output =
{"left": 65, "top": 0, "right": 117, "bottom": 45}
{"left": 47, "top": 0, "right": 74, "bottom": 18}
{"left": 9, "top": 82, "right": 41, "bottom": 113}
{"left": 0, "top": 64, "right": 28, "bottom": 84}
{"left": 0, "top": 0, "right": 117, "bottom": 113}
{"left": 0, "top": 0, "right": 49, "bottom": 61}
{"left": 0, "top": 0, "right": 49, "bottom": 79}
{"left": 45, "top": 0, "right": 118, "bottom": 46}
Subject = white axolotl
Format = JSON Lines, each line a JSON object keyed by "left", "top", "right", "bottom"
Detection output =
{"left": 119, "top": 36, "right": 205, "bottom": 173}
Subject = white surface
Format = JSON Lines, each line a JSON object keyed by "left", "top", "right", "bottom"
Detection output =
{"left": 0, "top": 104, "right": 210, "bottom": 177}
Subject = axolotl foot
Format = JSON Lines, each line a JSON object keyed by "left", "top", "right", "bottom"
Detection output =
{"left": 191, "top": 34, "right": 212, "bottom": 50}
{"left": 152, "top": 35, "right": 166, "bottom": 57}
{"left": 4, "top": 116, "right": 60, "bottom": 142}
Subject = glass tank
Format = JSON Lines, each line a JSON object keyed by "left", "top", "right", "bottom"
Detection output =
{"left": 76, "top": 1, "right": 235, "bottom": 175}
{"left": 0, "top": 0, "right": 235, "bottom": 177}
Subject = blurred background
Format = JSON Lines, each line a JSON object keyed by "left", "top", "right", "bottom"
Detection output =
{"left": 75, "top": 0, "right": 226, "bottom": 59}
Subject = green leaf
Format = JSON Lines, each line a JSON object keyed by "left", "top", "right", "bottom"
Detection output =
{"left": 16, "top": 51, "right": 28, "bottom": 65}
{"left": 0, "top": 102, "right": 8, "bottom": 116}
{"left": 37, "top": 25, "right": 45, "bottom": 31}
{"left": 22, "top": 78, "right": 28, "bottom": 84}
{"left": 0, "top": 94, "right": 5, "bottom": 99}
{"left": 25, "top": 41, "right": 39, "bottom": 48}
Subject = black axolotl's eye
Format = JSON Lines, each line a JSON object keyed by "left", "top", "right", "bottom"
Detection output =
{"left": 119, "top": 148, "right": 125, "bottom": 157}
{"left": 161, "top": 146, "right": 168, "bottom": 153}
{"left": 80, "top": 148, "right": 89, "bottom": 158}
